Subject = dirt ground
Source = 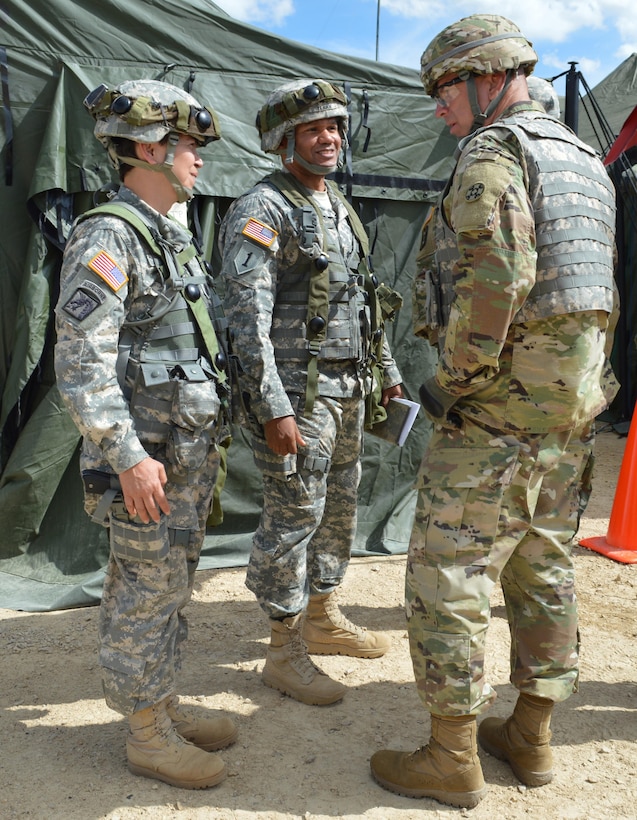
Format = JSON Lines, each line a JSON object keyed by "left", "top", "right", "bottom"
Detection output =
{"left": 1, "top": 428, "right": 635, "bottom": 820}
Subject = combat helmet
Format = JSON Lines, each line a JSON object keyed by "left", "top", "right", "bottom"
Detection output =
{"left": 256, "top": 79, "right": 348, "bottom": 174}
{"left": 527, "top": 76, "right": 561, "bottom": 119}
{"left": 83, "top": 79, "right": 221, "bottom": 202}
{"left": 420, "top": 15, "right": 538, "bottom": 133}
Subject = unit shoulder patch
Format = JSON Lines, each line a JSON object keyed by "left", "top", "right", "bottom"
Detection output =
{"left": 465, "top": 182, "right": 485, "bottom": 202}
{"left": 87, "top": 249, "right": 128, "bottom": 291}
{"left": 232, "top": 239, "right": 268, "bottom": 276}
{"left": 63, "top": 280, "right": 108, "bottom": 321}
{"left": 241, "top": 217, "right": 278, "bottom": 248}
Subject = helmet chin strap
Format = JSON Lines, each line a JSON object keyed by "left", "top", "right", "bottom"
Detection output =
{"left": 465, "top": 69, "right": 516, "bottom": 133}
{"left": 113, "top": 133, "right": 193, "bottom": 203}
{"left": 281, "top": 127, "right": 347, "bottom": 177}
{"left": 291, "top": 152, "right": 339, "bottom": 176}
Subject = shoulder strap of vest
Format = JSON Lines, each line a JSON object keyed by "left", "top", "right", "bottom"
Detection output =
{"left": 77, "top": 202, "right": 200, "bottom": 271}
{"left": 266, "top": 170, "right": 372, "bottom": 259}
{"left": 77, "top": 202, "right": 162, "bottom": 255}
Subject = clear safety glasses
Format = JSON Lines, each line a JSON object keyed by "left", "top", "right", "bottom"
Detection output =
{"left": 431, "top": 75, "right": 467, "bottom": 108}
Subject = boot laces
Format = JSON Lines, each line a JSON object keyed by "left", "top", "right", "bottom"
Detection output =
{"left": 324, "top": 599, "right": 367, "bottom": 639}
{"left": 288, "top": 630, "right": 321, "bottom": 676}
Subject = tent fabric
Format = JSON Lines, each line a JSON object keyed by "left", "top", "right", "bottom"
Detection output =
{"left": 603, "top": 106, "right": 637, "bottom": 166}
{"left": 0, "top": 0, "right": 456, "bottom": 611}
{"left": 578, "top": 53, "right": 637, "bottom": 156}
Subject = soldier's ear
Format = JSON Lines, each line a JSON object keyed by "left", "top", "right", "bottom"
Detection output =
{"left": 485, "top": 71, "right": 507, "bottom": 100}
{"left": 136, "top": 141, "right": 163, "bottom": 165}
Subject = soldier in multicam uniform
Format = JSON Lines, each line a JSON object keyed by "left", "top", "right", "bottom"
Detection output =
{"left": 219, "top": 80, "right": 403, "bottom": 706}
{"left": 371, "top": 15, "right": 618, "bottom": 808}
{"left": 54, "top": 80, "right": 237, "bottom": 789}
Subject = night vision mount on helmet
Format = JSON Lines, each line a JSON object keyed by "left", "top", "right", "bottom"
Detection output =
{"left": 84, "top": 79, "right": 221, "bottom": 202}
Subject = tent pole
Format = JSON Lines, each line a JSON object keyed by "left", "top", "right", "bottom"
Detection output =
{"left": 375, "top": 0, "right": 380, "bottom": 61}
{"left": 565, "top": 62, "right": 580, "bottom": 133}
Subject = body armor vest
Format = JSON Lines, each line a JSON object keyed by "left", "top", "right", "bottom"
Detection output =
{"left": 75, "top": 202, "right": 230, "bottom": 426}
{"left": 433, "top": 112, "right": 615, "bottom": 341}
{"left": 265, "top": 171, "right": 371, "bottom": 363}
{"left": 263, "top": 171, "right": 397, "bottom": 418}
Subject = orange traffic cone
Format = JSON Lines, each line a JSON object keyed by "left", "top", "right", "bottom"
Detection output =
{"left": 580, "top": 413, "right": 637, "bottom": 564}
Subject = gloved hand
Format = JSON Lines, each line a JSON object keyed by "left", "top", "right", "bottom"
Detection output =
{"left": 418, "top": 376, "right": 457, "bottom": 421}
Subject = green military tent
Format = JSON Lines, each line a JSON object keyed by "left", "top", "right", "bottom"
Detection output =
{"left": 0, "top": 0, "right": 458, "bottom": 610}
{"left": 578, "top": 54, "right": 637, "bottom": 156}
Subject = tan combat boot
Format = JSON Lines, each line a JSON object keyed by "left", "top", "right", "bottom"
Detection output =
{"left": 127, "top": 698, "right": 226, "bottom": 789}
{"left": 370, "top": 715, "right": 487, "bottom": 808}
{"left": 302, "top": 592, "right": 391, "bottom": 658}
{"left": 262, "top": 613, "right": 347, "bottom": 705}
{"left": 166, "top": 695, "right": 238, "bottom": 752}
{"left": 478, "top": 693, "right": 554, "bottom": 786}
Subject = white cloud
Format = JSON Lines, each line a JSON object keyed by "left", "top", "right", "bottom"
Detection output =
{"left": 375, "top": 0, "right": 636, "bottom": 86}
{"left": 214, "top": 0, "right": 294, "bottom": 26}
{"left": 381, "top": 0, "right": 604, "bottom": 43}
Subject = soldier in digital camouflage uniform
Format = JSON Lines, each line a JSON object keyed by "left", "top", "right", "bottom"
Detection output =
{"left": 370, "top": 15, "right": 618, "bottom": 808}
{"left": 219, "top": 79, "right": 403, "bottom": 706}
{"left": 526, "top": 75, "right": 561, "bottom": 120}
{"left": 54, "top": 79, "right": 237, "bottom": 789}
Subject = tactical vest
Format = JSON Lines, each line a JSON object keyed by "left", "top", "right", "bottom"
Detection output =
{"left": 75, "top": 202, "right": 230, "bottom": 423}
{"left": 264, "top": 171, "right": 391, "bottom": 415}
{"left": 432, "top": 112, "right": 615, "bottom": 341}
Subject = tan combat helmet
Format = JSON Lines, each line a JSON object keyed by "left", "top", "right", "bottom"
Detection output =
{"left": 256, "top": 79, "right": 348, "bottom": 173}
{"left": 420, "top": 14, "right": 538, "bottom": 133}
{"left": 84, "top": 79, "right": 221, "bottom": 201}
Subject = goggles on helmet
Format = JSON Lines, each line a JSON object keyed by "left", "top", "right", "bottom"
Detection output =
{"left": 84, "top": 83, "right": 221, "bottom": 145}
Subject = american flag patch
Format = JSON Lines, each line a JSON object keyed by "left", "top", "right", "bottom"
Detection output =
{"left": 241, "top": 218, "right": 277, "bottom": 248}
{"left": 87, "top": 250, "right": 128, "bottom": 291}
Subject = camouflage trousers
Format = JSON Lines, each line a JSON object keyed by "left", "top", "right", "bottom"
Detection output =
{"left": 406, "top": 416, "right": 595, "bottom": 716}
{"left": 246, "top": 395, "right": 364, "bottom": 619}
{"left": 97, "top": 443, "right": 220, "bottom": 716}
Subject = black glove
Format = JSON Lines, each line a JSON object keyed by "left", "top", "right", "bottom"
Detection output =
{"left": 419, "top": 376, "right": 457, "bottom": 420}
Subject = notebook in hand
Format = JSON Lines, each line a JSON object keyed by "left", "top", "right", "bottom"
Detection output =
{"left": 368, "top": 397, "right": 420, "bottom": 447}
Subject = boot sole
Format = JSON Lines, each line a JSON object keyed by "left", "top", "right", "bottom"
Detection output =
{"left": 478, "top": 736, "right": 553, "bottom": 787}
{"left": 128, "top": 762, "right": 227, "bottom": 790}
{"left": 371, "top": 769, "right": 486, "bottom": 808}
{"left": 303, "top": 641, "right": 387, "bottom": 659}
{"left": 262, "top": 671, "right": 346, "bottom": 706}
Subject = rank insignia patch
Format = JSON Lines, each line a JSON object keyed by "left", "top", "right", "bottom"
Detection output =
{"left": 241, "top": 217, "right": 277, "bottom": 248}
{"left": 465, "top": 183, "right": 485, "bottom": 202}
{"left": 88, "top": 249, "right": 128, "bottom": 291}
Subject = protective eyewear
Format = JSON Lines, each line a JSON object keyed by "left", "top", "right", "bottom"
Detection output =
{"left": 432, "top": 75, "right": 466, "bottom": 108}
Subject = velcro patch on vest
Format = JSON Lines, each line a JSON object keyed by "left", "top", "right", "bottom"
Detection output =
{"left": 87, "top": 249, "right": 128, "bottom": 291}
{"left": 63, "top": 280, "right": 107, "bottom": 321}
{"left": 241, "top": 217, "right": 277, "bottom": 248}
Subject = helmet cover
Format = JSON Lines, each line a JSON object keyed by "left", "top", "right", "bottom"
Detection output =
{"left": 420, "top": 15, "right": 538, "bottom": 96}
{"left": 257, "top": 79, "right": 348, "bottom": 153}
{"left": 527, "top": 75, "right": 561, "bottom": 119}
{"left": 85, "top": 79, "right": 221, "bottom": 150}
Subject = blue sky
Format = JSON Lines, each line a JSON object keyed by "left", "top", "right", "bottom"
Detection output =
{"left": 215, "top": 0, "right": 636, "bottom": 93}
